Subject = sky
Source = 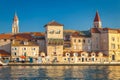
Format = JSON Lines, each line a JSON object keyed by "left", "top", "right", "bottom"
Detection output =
{"left": 0, "top": 0, "right": 120, "bottom": 33}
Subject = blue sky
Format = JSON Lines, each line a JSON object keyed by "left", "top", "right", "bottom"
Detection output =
{"left": 0, "top": 0, "right": 120, "bottom": 33}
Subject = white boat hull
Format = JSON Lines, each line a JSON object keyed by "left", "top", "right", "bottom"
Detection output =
{"left": 0, "top": 61, "right": 8, "bottom": 66}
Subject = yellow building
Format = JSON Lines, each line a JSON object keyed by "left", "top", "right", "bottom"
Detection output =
{"left": 91, "top": 11, "right": 120, "bottom": 62}
{"left": 0, "top": 11, "right": 120, "bottom": 63}
{"left": 70, "top": 31, "right": 91, "bottom": 52}
{"left": 62, "top": 51, "right": 108, "bottom": 63}
{"left": 11, "top": 40, "right": 39, "bottom": 61}
{"left": 44, "top": 21, "right": 64, "bottom": 62}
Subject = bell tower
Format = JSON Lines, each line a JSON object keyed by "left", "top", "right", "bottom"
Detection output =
{"left": 93, "top": 11, "right": 102, "bottom": 28}
{"left": 12, "top": 12, "right": 19, "bottom": 34}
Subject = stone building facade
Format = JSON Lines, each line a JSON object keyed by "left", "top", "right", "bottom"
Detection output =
{"left": 11, "top": 40, "right": 39, "bottom": 61}
{"left": 0, "top": 11, "right": 120, "bottom": 63}
{"left": 44, "top": 21, "right": 64, "bottom": 62}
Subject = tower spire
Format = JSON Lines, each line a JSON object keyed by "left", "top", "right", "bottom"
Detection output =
{"left": 13, "top": 12, "right": 18, "bottom": 22}
{"left": 93, "top": 11, "right": 102, "bottom": 28}
{"left": 12, "top": 12, "right": 19, "bottom": 34}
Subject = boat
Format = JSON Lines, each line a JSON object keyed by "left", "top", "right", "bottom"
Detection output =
{"left": 0, "top": 60, "right": 9, "bottom": 66}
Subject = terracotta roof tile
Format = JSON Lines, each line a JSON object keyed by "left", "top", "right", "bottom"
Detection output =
{"left": 0, "top": 34, "right": 13, "bottom": 39}
{"left": 14, "top": 33, "right": 33, "bottom": 40}
{"left": 45, "top": 21, "right": 63, "bottom": 26}
{"left": 12, "top": 40, "right": 39, "bottom": 46}
{"left": 33, "top": 32, "right": 44, "bottom": 36}
{"left": 94, "top": 11, "right": 101, "bottom": 22}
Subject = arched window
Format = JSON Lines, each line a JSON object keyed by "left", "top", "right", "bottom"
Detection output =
{"left": 81, "top": 53, "right": 84, "bottom": 57}
{"left": 74, "top": 53, "right": 78, "bottom": 57}
{"left": 64, "top": 58, "right": 66, "bottom": 61}
{"left": 66, "top": 53, "right": 70, "bottom": 57}
{"left": 49, "top": 30, "right": 54, "bottom": 34}
{"left": 56, "top": 30, "right": 60, "bottom": 34}
{"left": 91, "top": 52, "right": 96, "bottom": 57}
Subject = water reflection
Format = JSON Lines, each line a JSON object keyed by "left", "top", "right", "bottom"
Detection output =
{"left": 0, "top": 66, "right": 120, "bottom": 80}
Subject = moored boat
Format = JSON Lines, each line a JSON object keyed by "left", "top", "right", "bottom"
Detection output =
{"left": 0, "top": 60, "right": 9, "bottom": 66}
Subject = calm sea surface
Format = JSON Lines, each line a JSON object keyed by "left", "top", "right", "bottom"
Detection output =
{"left": 0, "top": 66, "right": 120, "bottom": 80}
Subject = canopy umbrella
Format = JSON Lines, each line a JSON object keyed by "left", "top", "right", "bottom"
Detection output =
{"left": 20, "top": 56, "right": 26, "bottom": 59}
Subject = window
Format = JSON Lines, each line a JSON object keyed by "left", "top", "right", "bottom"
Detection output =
{"left": 71, "top": 58, "right": 73, "bottom": 60}
{"left": 92, "top": 53, "right": 95, "bottom": 56}
{"left": 88, "top": 40, "right": 90, "bottom": 43}
{"left": 64, "top": 58, "right": 66, "bottom": 60}
{"left": 74, "top": 53, "right": 78, "bottom": 56}
{"left": 23, "top": 48, "right": 26, "bottom": 50}
{"left": 14, "top": 52, "right": 16, "bottom": 56}
{"left": 32, "top": 48, "right": 35, "bottom": 50}
{"left": 66, "top": 53, "right": 70, "bottom": 56}
{"left": 111, "top": 44, "right": 115, "bottom": 49}
{"left": 10, "top": 39, "right": 13, "bottom": 41}
{"left": 74, "top": 39, "right": 76, "bottom": 43}
{"left": 86, "top": 58, "right": 87, "bottom": 61}
{"left": 78, "top": 39, "right": 81, "bottom": 43}
{"left": 49, "top": 30, "right": 54, "bottom": 34}
{"left": 82, "top": 54, "right": 84, "bottom": 56}
{"left": 89, "top": 58, "right": 91, "bottom": 61}
{"left": 83, "top": 39, "right": 85, "bottom": 43}
{"left": 4, "top": 39, "right": 7, "bottom": 42}
{"left": 23, "top": 52, "right": 26, "bottom": 56}
{"left": 56, "top": 30, "right": 60, "bottom": 34}
{"left": 112, "top": 37, "right": 115, "bottom": 41}
{"left": 14, "top": 48, "right": 17, "bottom": 50}
{"left": 92, "top": 58, "right": 94, "bottom": 61}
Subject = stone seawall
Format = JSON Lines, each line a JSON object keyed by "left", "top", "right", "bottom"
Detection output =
{"left": 7, "top": 62, "right": 120, "bottom": 66}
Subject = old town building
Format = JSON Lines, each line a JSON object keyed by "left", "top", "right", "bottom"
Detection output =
{"left": 44, "top": 21, "right": 64, "bottom": 62}
{"left": 0, "top": 11, "right": 119, "bottom": 63}
{"left": 11, "top": 40, "right": 39, "bottom": 61}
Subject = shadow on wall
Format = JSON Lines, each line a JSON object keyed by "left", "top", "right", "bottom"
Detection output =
{"left": 0, "top": 43, "right": 11, "bottom": 53}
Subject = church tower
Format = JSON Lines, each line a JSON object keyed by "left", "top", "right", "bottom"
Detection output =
{"left": 12, "top": 12, "right": 19, "bottom": 34}
{"left": 93, "top": 11, "right": 102, "bottom": 28}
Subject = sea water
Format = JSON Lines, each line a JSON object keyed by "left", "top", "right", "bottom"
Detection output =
{"left": 0, "top": 66, "right": 120, "bottom": 80}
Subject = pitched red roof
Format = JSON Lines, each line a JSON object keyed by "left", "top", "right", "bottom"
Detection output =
{"left": 71, "top": 32, "right": 79, "bottom": 37}
{"left": 45, "top": 21, "right": 63, "bottom": 26}
{"left": 13, "top": 33, "right": 33, "bottom": 40}
{"left": 33, "top": 32, "right": 44, "bottom": 36}
{"left": 91, "top": 28, "right": 101, "bottom": 33}
{"left": 103, "top": 28, "right": 120, "bottom": 33}
{"left": 94, "top": 11, "right": 101, "bottom": 22}
{"left": 0, "top": 34, "right": 13, "bottom": 39}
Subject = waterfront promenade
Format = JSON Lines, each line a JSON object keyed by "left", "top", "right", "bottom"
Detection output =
{"left": 8, "top": 62, "right": 120, "bottom": 66}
